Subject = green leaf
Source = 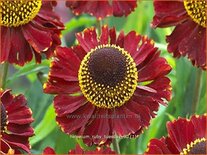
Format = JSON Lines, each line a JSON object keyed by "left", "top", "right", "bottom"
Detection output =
{"left": 55, "top": 131, "right": 76, "bottom": 154}
{"left": 7, "top": 60, "right": 50, "bottom": 84}
{"left": 30, "top": 104, "right": 56, "bottom": 145}
{"left": 62, "top": 16, "right": 96, "bottom": 36}
{"left": 165, "top": 113, "right": 176, "bottom": 121}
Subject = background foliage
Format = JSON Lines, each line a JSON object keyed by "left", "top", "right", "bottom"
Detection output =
{"left": 1, "top": 1, "right": 206, "bottom": 154}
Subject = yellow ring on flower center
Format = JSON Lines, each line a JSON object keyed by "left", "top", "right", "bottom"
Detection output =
{"left": 0, "top": 0, "right": 42, "bottom": 27}
{"left": 184, "top": 0, "right": 207, "bottom": 28}
{"left": 180, "top": 138, "right": 206, "bottom": 155}
{"left": 78, "top": 44, "right": 138, "bottom": 109}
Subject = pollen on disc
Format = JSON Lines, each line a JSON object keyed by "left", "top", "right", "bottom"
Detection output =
{"left": 0, "top": 0, "right": 42, "bottom": 27}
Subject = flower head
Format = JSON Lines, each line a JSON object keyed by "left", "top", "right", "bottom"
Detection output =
{"left": 44, "top": 26, "right": 172, "bottom": 146}
{"left": 152, "top": 0, "right": 206, "bottom": 69}
{"left": 0, "top": 89, "right": 34, "bottom": 154}
{"left": 66, "top": 0, "right": 137, "bottom": 19}
{"left": 146, "top": 114, "right": 206, "bottom": 154}
{"left": 0, "top": 0, "right": 64, "bottom": 66}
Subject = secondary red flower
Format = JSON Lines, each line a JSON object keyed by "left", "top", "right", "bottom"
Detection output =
{"left": 44, "top": 26, "right": 171, "bottom": 146}
{"left": 66, "top": 0, "right": 137, "bottom": 19}
{"left": 152, "top": 0, "right": 206, "bottom": 70}
{"left": 43, "top": 145, "right": 116, "bottom": 154}
{"left": 0, "top": 90, "right": 34, "bottom": 154}
{"left": 0, "top": 0, "right": 64, "bottom": 66}
{"left": 146, "top": 114, "right": 206, "bottom": 154}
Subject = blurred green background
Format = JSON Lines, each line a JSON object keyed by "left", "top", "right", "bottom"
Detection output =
{"left": 1, "top": 1, "right": 206, "bottom": 154}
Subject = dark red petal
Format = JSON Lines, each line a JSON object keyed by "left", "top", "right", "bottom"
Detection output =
{"left": 43, "top": 33, "right": 62, "bottom": 59}
{"left": 93, "top": 1, "right": 112, "bottom": 19}
{"left": 44, "top": 79, "right": 80, "bottom": 94}
{"left": 43, "top": 147, "right": 56, "bottom": 154}
{"left": 7, "top": 124, "right": 34, "bottom": 136}
{"left": 125, "top": 99, "right": 151, "bottom": 127}
{"left": 109, "top": 27, "right": 116, "bottom": 44}
{"left": 131, "top": 95, "right": 159, "bottom": 117}
{"left": 1, "top": 90, "right": 14, "bottom": 108}
{"left": 38, "top": 1, "right": 63, "bottom": 26}
{"left": 100, "top": 25, "right": 109, "bottom": 45}
{"left": 133, "top": 37, "right": 157, "bottom": 67}
{"left": 167, "top": 19, "right": 206, "bottom": 69}
{"left": 148, "top": 77, "right": 171, "bottom": 102}
{"left": 22, "top": 23, "right": 52, "bottom": 52}
{"left": 191, "top": 115, "right": 206, "bottom": 139}
{"left": 44, "top": 46, "right": 81, "bottom": 94}
{"left": 66, "top": 1, "right": 112, "bottom": 19}
{"left": 112, "top": 0, "right": 137, "bottom": 17}
{"left": 6, "top": 95, "right": 34, "bottom": 124}
{"left": 50, "top": 47, "right": 80, "bottom": 81}
{"left": 72, "top": 45, "right": 87, "bottom": 61}
{"left": 167, "top": 118, "right": 195, "bottom": 152}
{"left": 116, "top": 31, "right": 125, "bottom": 48}
{"left": 124, "top": 31, "right": 141, "bottom": 56}
{"left": 179, "top": 24, "right": 206, "bottom": 69}
{"left": 8, "top": 28, "right": 33, "bottom": 66}
{"left": 109, "top": 105, "right": 142, "bottom": 136}
{"left": 8, "top": 106, "right": 34, "bottom": 125}
{"left": 54, "top": 94, "right": 87, "bottom": 117}
{"left": 152, "top": 0, "right": 188, "bottom": 28}
{"left": 165, "top": 137, "right": 180, "bottom": 154}
{"left": 134, "top": 37, "right": 164, "bottom": 74}
{"left": 1, "top": 133, "right": 30, "bottom": 153}
{"left": 138, "top": 57, "right": 172, "bottom": 82}
{"left": 146, "top": 138, "right": 172, "bottom": 154}
{"left": 56, "top": 103, "right": 95, "bottom": 134}
{"left": 166, "top": 20, "right": 196, "bottom": 58}
{"left": 83, "top": 108, "right": 110, "bottom": 145}
{"left": 135, "top": 77, "right": 171, "bottom": 106}
{"left": 0, "top": 27, "right": 11, "bottom": 62}
{"left": 76, "top": 27, "right": 98, "bottom": 52}
{"left": 33, "top": 48, "right": 42, "bottom": 63}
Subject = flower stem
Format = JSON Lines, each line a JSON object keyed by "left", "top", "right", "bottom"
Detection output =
{"left": 191, "top": 68, "right": 202, "bottom": 114}
{"left": 75, "top": 138, "right": 96, "bottom": 151}
{"left": 112, "top": 138, "right": 120, "bottom": 154}
{"left": 97, "top": 19, "right": 102, "bottom": 36}
{"left": 1, "top": 62, "right": 9, "bottom": 89}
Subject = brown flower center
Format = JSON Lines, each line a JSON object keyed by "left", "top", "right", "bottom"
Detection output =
{"left": 181, "top": 138, "right": 206, "bottom": 155}
{"left": 184, "top": 0, "right": 207, "bottom": 28}
{"left": 88, "top": 46, "right": 127, "bottom": 87}
{"left": 0, "top": 0, "right": 42, "bottom": 27}
{"left": 1, "top": 104, "right": 7, "bottom": 132}
{"left": 78, "top": 44, "right": 138, "bottom": 109}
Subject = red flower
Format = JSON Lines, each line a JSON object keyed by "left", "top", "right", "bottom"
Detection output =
{"left": 43, "top": 147, "right": 56, "bottom": 154}
{"left": 0, "top": 90, "right": 34, "bottom": 154}
{"left": 146, "top": 114, "right": 206, "bottom": 154}
{"left": 44, "top": 26, "right": 172, "bottom": 146}
{"left": 152, "top": 0, "right": 206, "bottom": 70}
{"left": 66, "top": 0, "right": 137, "bottom": 19}
{"left": 43, "top": 145, "right": 116, "bottom": 154}
{"left": 0, "top": 0, "right": 64, "bottom": 66}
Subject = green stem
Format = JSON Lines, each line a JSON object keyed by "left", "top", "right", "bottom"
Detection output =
{"left": 1, "top": 62, "right": 9, "bottom": 89}
{"left": 96, "top": 19, "right": 102, "bottom": 36}
{"left": 112, "top": 138, "right": 120, "bottom": 154}
{"left": 75, "top": 138, "right": 96, "bottom": 151}
{"left": 191, "top": 68, "right": 202, "bottom": 114}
